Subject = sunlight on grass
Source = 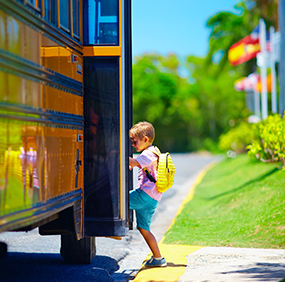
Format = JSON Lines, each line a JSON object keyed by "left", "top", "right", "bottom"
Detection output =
{"left": 164, "top": 154, "right": 285, "bottom": 249}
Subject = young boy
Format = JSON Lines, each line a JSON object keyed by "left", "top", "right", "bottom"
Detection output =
{"left": 129, "top": 121, "right": 167, "bottom": 267}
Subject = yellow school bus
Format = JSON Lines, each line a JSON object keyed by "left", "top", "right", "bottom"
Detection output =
{"left": 0, "top": 0, "right": 133, "bottom": 263}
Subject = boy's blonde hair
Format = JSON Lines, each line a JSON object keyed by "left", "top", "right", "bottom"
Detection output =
{"left": 129, "top": 121, "right": 155, "bottom": 142}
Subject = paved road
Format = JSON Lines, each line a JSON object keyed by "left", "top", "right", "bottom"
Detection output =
{"left": 0, "top": 153, "right": 219, "bottom": 282}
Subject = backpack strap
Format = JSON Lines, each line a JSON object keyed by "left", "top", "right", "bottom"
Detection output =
{"left": 146, "top": 146, "right": 161, "bottom": 156}
{"left": 143, "top": 146, "right": 160, "bottom": 183}
{"left": 143, "top": 168, "right": 156, "bottom": 183}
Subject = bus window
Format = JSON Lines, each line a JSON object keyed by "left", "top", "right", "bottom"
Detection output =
{"left": 26, "top": 0, "right": 42, "bottom": 12}
{"left": 60, "top": 0, "right": 71, "bottom": 33}
{"left": 44, "top": 0, "right": 58, "bottom": 26}
{"left": 84, "top": 0, "right": 118, "bottom": 45}
{"left": 73, "top": 0, "right": 80, "bottom": 39}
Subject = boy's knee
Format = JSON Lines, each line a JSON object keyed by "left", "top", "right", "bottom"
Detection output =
{"left": 138, "top": 227, "right": 151, "bottom": 234}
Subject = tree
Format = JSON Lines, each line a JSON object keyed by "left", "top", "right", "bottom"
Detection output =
{"left": 205, "top": 2, "right": 256, "bottom": 75}
{"left": 133, "top": 53, "right": 192, "bottom": 152}
{"left": 246, "top": 0, "right": 279, "bottom": 29}
{"left": 206, "top": 0, "right": 279, "bottom": 75}
{"left": 185, "top": 55, "right": 249, "bottom": 146}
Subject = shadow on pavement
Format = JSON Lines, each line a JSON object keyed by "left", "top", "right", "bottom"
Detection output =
{"left": 0, "top": 252, "right": 131, "bottom": 282}
{"left": 219, "top": 262, "right": 285, "bottom": 281}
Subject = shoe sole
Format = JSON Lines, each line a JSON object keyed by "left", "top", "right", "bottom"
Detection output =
{"left": 145, "top": 262, "right": 167, "bottom": 268}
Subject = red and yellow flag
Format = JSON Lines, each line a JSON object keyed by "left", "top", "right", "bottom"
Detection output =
{"left": 228, "top": 35, "right": 260, "bottom": 66}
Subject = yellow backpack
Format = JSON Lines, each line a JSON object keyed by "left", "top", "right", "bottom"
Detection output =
{"left": 143, "top": 146, "right": 176, "bottom": 193}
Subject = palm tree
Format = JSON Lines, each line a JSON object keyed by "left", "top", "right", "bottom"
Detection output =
{"left": 205, "top": 2, "right": 255, "bottom": 74}
{"left": 246, "top": 0, "right": 279, "bottom": 29}
{"left": 205, "top": 0, "right": 279, "bottom": 75}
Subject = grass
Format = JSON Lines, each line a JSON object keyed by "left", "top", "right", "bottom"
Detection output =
{"left": 163, "top": 154, "right": 285, "bottom": 249}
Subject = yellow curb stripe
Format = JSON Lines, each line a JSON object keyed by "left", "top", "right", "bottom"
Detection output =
{"left": 133, "top": 161, "right": 217, "bottom": 282}
{"left": 133, "top": 244, "right": 202, "bottom": 282}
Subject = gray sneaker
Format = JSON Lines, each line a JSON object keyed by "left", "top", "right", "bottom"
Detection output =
{"left": 145, "top": 256, "right": 167, "bottom": 267}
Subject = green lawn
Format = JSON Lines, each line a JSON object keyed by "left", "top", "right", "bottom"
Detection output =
{"left": 163, "top": 154, "right": 285, "bottom": 249}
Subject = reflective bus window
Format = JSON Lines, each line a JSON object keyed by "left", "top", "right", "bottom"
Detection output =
{"left": 73, "top": 0, "right": 80, "bottom": 38}
{"left": 84, "top": 0, "right": 118, "bottom": 45}
{"left": 60, "top": 0, "right": 71, "bottom": 32}
{"left": 44, "top": 0, "right": 58, "bottom": 25}
{"left": 26, "top": 0, "right": 42, "bottom": 12}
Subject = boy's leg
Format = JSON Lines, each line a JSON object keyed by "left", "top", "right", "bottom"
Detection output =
{"left": 138, "top": 227, "right": 161, "bottom": 258}
{"left": 130, "top": 190, "right": 166, "bottom": 266}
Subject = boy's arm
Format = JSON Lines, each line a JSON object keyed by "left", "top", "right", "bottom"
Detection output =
{"left": 129, "top": 156, "right": 139, "bottom": 170}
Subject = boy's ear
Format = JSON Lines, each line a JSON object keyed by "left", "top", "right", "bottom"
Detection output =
{"left": 143, "top": 136, "right": 149, "bottom": 143}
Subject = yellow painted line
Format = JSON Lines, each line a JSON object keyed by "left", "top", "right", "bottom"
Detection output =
{"left": 133, "top": 161, "right": 217, "bottom": 282}
{"left": 134, "top": 244, "right": 202, "bottom": 282}
{"left": 119, "top": 55, "right": 123, "bottom": 219}
{"left": 119, "top": 0, "right": 123, "bottom": 219}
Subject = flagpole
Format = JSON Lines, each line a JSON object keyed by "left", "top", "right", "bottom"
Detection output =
{"left": 254, "top": 90, "right": 261, "bottom": 116}
{"left": 259, "top": 18, "right": 268, "bottom": 119}
{"left": 250, "top": 71, "right": 260, "bottom": 117}
{"left": 270, "top": 26, "right": 277, "bottom": 113}
{"left": 279, "top": 0, "right": 285, "bottom": 115}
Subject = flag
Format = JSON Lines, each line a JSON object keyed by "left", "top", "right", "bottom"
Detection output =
{"left": 228, "top": 25, "right": 271, "bottom": 66}
{"left": 234, "top": 77, "right": 247, "bottom": 91}
{"left": 255, "top": 74, "right": 272, "bottom": 93}
{"left": 234, "top": 73, "right": 271, "bottom": 93}
{"left": 234, "top": 73, "right": 258, "bottom": 92}
{"left": 228, "top": 30, "right": 260, "bottom": 66}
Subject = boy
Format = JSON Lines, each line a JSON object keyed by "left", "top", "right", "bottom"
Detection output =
{"left": 129, "top": 121, "right": 167, "bottom": 267}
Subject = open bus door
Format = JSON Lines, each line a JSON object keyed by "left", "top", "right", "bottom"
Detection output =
{"left": 82, "top": 0, "right": 133, "bottom": 237}
{"left": 83, "top": 57, "right": 133, "bottom": 236}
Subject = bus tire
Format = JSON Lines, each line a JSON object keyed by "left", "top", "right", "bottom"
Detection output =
{"left": 60, "top": 234, "right": 96, "bottom": 264}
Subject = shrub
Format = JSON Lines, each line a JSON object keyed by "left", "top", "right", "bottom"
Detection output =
{"left": 247, "top": 114, "right": 285, "bottom": 165}
{"left": 219, "top": 122, "right": 258, "bottom": 153}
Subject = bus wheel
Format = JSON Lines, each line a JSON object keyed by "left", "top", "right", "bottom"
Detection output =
{"left": 60, "top": 234, "right": 96, "bottom": 264}
{"left": 0, "top": 242, "right": 7, "bottom": 259}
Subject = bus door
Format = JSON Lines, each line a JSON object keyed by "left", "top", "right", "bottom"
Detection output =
{"left": 83, "top": 0, "right": 133, "bottom": 237}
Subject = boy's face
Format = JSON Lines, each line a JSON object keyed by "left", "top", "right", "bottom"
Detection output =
{"left": 131, "top": 136, "right": 151, "bottom": 152}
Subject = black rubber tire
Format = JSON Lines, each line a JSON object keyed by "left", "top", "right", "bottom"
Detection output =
{"left": 0, "top": 242, "right": 7, "bottom": 259}
{"left": 60, "top": 234, "right": 96, "bottom": 264}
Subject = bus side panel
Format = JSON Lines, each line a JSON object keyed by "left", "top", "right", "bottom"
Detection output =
{"left": 0, "top": 4, "right": 84, "bottom": 234}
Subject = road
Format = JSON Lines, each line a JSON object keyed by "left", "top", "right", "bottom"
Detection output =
{"left": 0, "top": 153, "right": 221, "bottom": 282}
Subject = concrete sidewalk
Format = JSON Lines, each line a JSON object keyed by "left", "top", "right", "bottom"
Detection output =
{"left": 180, "top": 246, "right": 285, "bottom": 282}
{"left": 132, "top": 243, "right": 285, "bottom": 282}
{"left": 132, "top": 244, "right": 285, "bottom": 282}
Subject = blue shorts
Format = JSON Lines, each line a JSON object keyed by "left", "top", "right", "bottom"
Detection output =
{"left": 129, "top": 189, "right": 158, "bottom": 232}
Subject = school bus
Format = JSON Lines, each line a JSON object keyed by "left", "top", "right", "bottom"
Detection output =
{"left": 0, "top": 0, "right": 133, "bottom": 264}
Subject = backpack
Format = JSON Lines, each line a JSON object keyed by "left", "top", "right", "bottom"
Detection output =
{"left": 143, "top": 146, "right": 175, "bottom": 193}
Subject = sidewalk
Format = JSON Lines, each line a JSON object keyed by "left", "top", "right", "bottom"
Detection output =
{"left": 180, "top": 246, "right": 285, "bottom": 282}
{"left": 132, "top": 162, "right": 285, "bottom": 282}
{"left": 133, "top": 244, "right": 285, "bottom": 282}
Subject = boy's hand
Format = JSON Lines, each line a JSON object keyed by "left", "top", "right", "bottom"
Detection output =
{"left": 129, "top": 156, "right": 139, "bottom": 170}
